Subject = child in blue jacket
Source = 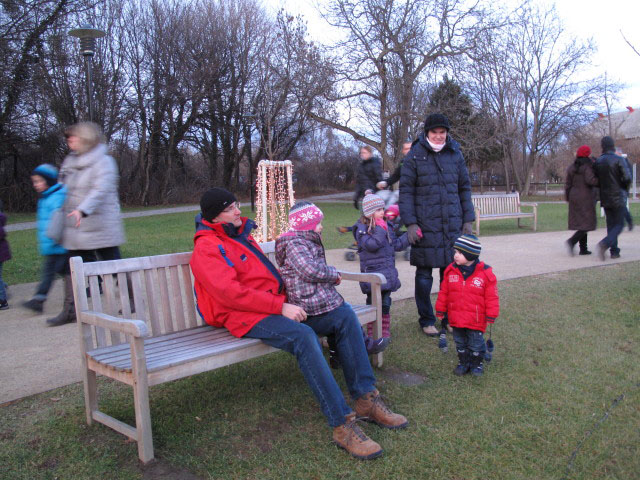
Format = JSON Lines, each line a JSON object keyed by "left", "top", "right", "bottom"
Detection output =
{"left": 22, "top": 165, "right": 68, "bottom": 313}
{"left": 353, "top": 194, "right": 409, "bottom": 350}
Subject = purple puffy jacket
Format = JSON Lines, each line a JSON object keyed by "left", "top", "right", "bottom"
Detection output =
{"left": 353, "top": 220, "right": 408, "bottom": 294}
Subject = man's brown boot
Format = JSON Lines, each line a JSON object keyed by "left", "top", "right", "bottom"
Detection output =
{"left": 355, "top": 390, "right": 408, "bottom": 429}
{"left": 332, "top": 413, "right": 383, "bottom": 460}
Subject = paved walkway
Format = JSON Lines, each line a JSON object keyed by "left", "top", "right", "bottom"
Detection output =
{"left": 4, "top": 192, "right": 354, "bottom": 232}
{"left": 1, "top": 226, "right": 638, "bottom": 405}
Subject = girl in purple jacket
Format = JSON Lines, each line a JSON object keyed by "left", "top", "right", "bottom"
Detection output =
{"left": 354, "top": 194, "right": 409, "bottom": 349}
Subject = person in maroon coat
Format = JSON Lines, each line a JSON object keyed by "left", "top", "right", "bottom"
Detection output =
{"left": 565, "top": 145, "right": 599, "bottom": 255}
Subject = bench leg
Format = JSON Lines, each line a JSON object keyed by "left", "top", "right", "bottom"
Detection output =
{"left": 131, "top": 338, "right": 154, "bottom": 463}
{"left": 82, "top": 368, "right": 98, "bottom": 425}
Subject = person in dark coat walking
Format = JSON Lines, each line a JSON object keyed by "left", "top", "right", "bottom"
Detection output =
{"left": 354, "top": 146, "right": 383, "bottom": 209}
{"left": 0, "top": 199, "right": 11, "bottom": 310}
{"left": 399, "top": 113, "right": 475, "bottom": 337}
{"left": 593, "top": 136, "right": 632, "bottom": 260}
{"left": 565, "top": 145, "right": 598, "bottom": 255}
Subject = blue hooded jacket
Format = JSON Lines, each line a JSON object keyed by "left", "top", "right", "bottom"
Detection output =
{"left": 37, "top": 184, "right": 67, "bottom": 255}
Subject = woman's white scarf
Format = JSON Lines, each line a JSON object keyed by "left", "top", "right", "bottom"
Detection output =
{"left": 427, "top": 138, "right": 445, "bottom": 152}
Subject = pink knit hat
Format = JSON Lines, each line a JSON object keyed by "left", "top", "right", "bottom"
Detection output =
{"left": 289, "top": 201, "right": 324, "bottom": 231}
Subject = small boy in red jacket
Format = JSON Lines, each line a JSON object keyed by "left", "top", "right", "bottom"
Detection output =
{"left": 435, "top": 234, "right": 499, "bottom": 377}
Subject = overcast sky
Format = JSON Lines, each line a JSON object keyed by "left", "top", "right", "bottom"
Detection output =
{"left": 276, "top": 0, "right": 640, "bottom": 113}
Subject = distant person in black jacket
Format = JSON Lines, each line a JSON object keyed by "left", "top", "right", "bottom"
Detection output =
{"left": 354, "top": 146, "right": 382, "bottom": 209}
{"left": 399, "top": 113, "right": 475, "bottom": 337}
{"left": 594, "top": 136, "right": 632, "bottom": 260}
{"left": 615, "top": 147, "right": 634, "bottom": 231}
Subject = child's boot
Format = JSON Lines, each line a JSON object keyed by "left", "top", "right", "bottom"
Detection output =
{"left": 0, "top": 300, "right": 8, "bottom": 310}
{"left": 364, "top": 320, "right": 389, "bottom": 354}
{"left": 469, "top": 351, "right": 484, "bottom": 377}
{"left": 454, "top": 349, "right": 470, "bottom": 376}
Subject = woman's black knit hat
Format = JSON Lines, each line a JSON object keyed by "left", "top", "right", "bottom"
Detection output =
{"left": 424, "top": 113, "right": 450, "bottom": 133}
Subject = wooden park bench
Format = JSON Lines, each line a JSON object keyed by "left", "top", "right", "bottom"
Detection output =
{"left": 471, "top": 192, "right": 538, "bottom": 235}
{"left": 69, "top": 242, "right": 385, "bottom": 463}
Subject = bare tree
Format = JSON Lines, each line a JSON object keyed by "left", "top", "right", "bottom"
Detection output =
{"left": 463, "top": 3, "right": 605, "bottom": 194}
{"left": 310, "top": 0, "right": 502, "bottom": 171}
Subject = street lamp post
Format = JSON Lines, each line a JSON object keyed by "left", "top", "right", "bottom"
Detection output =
{"left": 68, "top": 24, "right": 106, "bottom": 122}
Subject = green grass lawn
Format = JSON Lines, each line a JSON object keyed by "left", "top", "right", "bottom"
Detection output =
{"left": 3, "top": 202, "right": 639, "bottom": 285}
{"left": 0, "top": 262, "right": 638, "bottom": 479}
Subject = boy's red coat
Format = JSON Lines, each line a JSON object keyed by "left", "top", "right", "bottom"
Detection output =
{"left": 435, "top": 261, "right": 499, "bottom": 332}
{"left": 190, "top": 218, "right": 286, "bottom": 337}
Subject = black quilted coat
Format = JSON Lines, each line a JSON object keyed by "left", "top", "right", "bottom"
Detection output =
{"left": 399, "top": 134, "right": 475, "bottom": 268}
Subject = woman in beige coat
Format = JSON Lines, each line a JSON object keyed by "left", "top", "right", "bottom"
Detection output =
{"left": 47, "top": 122, "right": 125, "bottom": 326}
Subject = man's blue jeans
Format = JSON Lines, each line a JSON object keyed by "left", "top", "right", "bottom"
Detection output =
{"left": 415, "top": 267, "right": 444, "bottom": 328}
{"left": 452, "top": 327, "right": 485, "bottom": 354}
{"left": 602, "top": 206, "right": 625, "bottom": 255}
{"left": 244, "top": 302, "right": 376, "bottom": 427}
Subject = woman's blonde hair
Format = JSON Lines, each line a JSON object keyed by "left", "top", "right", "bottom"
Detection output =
{"left": 64, "top": 122, "right": 105, "bottom": 153}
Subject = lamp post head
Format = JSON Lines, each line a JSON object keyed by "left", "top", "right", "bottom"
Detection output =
{"left": 68, "top": 24, "right": 106, "bottom": 57}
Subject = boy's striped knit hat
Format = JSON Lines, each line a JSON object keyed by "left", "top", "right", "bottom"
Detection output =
{"left": 289, "top": 201, "right": 324, "bottom": 231}
{"left": 454, "top": 234, "right": 481, "bottom": 261}
{"left": 362, "top": 193, "right": 385, "bottom": 218}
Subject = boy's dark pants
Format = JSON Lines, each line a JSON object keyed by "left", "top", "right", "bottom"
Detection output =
{"left": 34, "top": 254, "right": 69, "bottom": 300}
{"left": 452, "top": 327, "right": 485, "bottom": 354}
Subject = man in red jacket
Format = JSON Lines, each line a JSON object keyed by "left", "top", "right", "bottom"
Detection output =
{"left": 190, "top": 188, "right": 408, "bottom": 460}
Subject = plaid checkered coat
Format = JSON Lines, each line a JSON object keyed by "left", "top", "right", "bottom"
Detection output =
{"left": 275, "top": 230, "right": 344, "bottom": 316}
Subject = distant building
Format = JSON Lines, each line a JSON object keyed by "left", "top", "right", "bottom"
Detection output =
{"left": 588, "top": 106, "right": 640, "bottom": 145}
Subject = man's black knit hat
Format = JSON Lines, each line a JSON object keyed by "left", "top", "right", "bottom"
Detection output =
{"left": 601, "top": 136, "right": 615, "bottom": 152}
{"left": 200, "top": 188, "right": 237, "bottom": 222}
{"left": 424, "top": 113, "right": 450, "bottom": 133}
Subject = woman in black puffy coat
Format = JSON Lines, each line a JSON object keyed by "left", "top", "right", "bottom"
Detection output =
{"left": 399, "top": 113, "right": 475, "bottom": 337}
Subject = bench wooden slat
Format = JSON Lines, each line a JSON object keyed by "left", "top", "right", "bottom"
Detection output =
{"left": 102, "top": 274, "right": 122, "bottom": 345}
{"left": 170, "top": 266, "right": 187, "bottom": 331}
{"left": 89, "top": 275, "right": 108, "bottom": 348}
{"left": 158, "top": 267, "right": 173, "bottom": 333}
{"left": 180, "top": 264, "right": 198, "bottom": 329}
{"left": 144, "top": 269, "right": 162, "bottom": 336}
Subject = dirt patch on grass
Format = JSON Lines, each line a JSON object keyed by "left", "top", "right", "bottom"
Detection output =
{"left": 141, "top": 459, "right": 203, "bottom": 480}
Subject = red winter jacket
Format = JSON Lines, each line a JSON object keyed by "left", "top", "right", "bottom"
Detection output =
{"left": 190, "top": 218, "right": 286, "bottom": 337}
{"left": 435, "top": 261, "right": 499, "bottom": 333}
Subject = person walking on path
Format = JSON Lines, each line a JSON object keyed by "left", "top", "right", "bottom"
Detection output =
{"left": 435, "top": 234, "right": 499, "bottom": 377}
{"left": 376, "top": 141, "right": 412, "bottom": 191}
{"left": 593, "top": 136, "right": 632, "bottom": 260}
{"left": 22, "top": 165, "right": 68, "bottom": 313}
{"left": 354, "top": 145, "right": 383, "bottom": 210}
{"left": 564, "top": 145, "right": 599, "bottom": 256}
{"left": 48, "top": 122, "right": 126, "bottom": 326}
{"left": 399, "top": 112, "right": 475, "bottom": 337}
{"left": 0, "top": 200, "right": 11, "bottom": 310}
{"left": 353, "top": 194, "right": 409, "bottom": 350}
{"left": 191, "top": 188, "right": 408, "bottom": 460}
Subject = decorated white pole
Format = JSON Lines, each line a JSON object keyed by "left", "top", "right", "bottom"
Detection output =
{"left": 255, "top": 160, "right": 295, "bottom": 242}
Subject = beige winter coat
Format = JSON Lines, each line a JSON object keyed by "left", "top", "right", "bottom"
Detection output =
{"left": 60, "top": 144, "right": 125, "bottom": 250}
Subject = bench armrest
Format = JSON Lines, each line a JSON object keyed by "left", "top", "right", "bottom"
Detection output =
{"left": 520, "top": 202, "right": 538, "bottom": 207}
{"left": 79, "top": 310, "right": 149, "bottom": 337}
{"left": 337, "top": 271, "right": 386, "bottom": 284}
